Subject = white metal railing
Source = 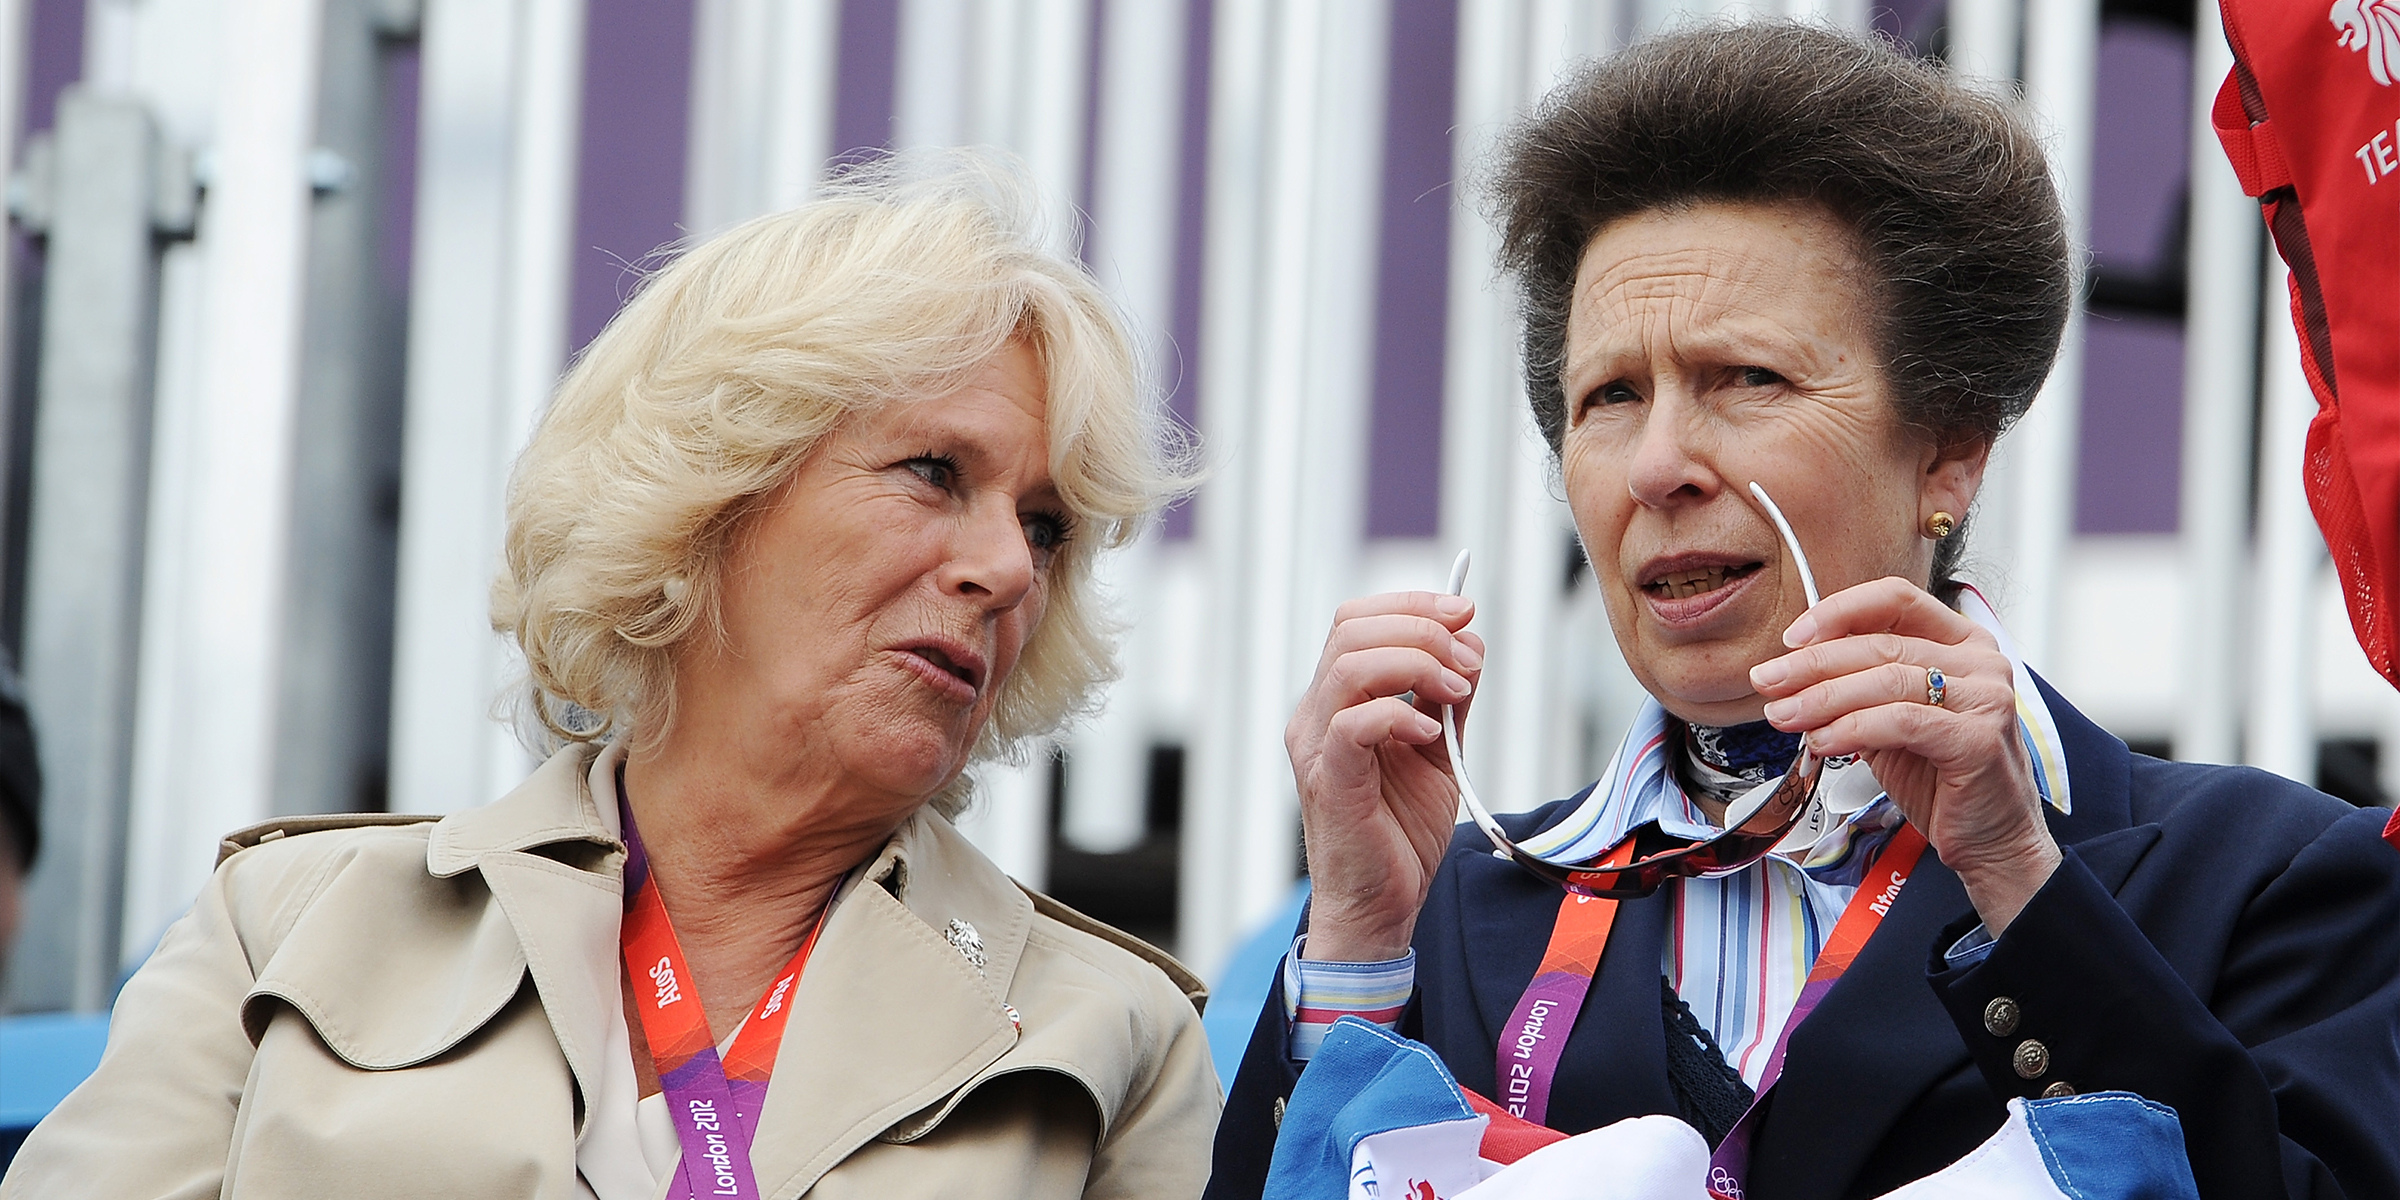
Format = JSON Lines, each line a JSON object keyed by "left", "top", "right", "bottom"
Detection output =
{"left": 1, "top": 0, "right": 2376, "bottom": 1010}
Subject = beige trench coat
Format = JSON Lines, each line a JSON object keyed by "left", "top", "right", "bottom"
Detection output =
{"left": 0, "top": 746, "right": 1221, "bottom": 1199}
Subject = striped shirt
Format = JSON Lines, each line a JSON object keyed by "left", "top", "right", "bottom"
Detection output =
{"left": 1287, "top": 586, "right": 2070, "bottom": 1087}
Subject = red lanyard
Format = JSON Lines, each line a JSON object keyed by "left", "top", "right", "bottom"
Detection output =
{"left": 1494, "top": 841, "right": 1636, "bottom": 1125}
{"left": 620, "top": 798, "right": 826, "bottom": 1200}
{"left": 1495, "top": 821, "right": 1929, "bottom": 1190}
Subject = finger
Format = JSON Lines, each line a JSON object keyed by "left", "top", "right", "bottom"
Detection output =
{"left": 1801, "top": 700, "right": 2021, "bottom": 769}
{"left": 1750, "top": 632, "right": 2004, "bottom": 697}
{"left": 1329, "top": 590, "right": 1476, "bottom": 634}
{"left": 1323, "top": 645, "right": 1474, "bottom": 710}
{"left": 1782, "top": 577, "right": 1976, "bottom": 649}
{"left": 1326, "top": 696, "right": 1445, "bottom": 757}
{"left": 1763, "top": 659, "right": 2006, "bottom": 732}
{"left": 1325, "top": 612, "right": 1485, "bottom": 674}
{"left": 1302, "top": 696, "right": 1447, "bottom": 817}
{"left": 1410, "top": 680, "right": 1475, "bottom": 743}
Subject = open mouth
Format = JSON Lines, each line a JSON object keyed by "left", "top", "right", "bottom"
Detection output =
{"left": 914, "top": 646, "right": 980, "bottom": 689}
{"left": 1641, "top": 561, "right": 1763, "bottom": 600}
{"left": 896, "top": 640, "right": 986, "bottom": 698}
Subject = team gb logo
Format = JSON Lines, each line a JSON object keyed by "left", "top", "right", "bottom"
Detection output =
{"left": 2332, "top": 0, "right": 2400, "bottom": 85}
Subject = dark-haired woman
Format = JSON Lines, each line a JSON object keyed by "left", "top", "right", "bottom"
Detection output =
{"left": 1206, "top": 23, "right": 2400, "bottom": 1200}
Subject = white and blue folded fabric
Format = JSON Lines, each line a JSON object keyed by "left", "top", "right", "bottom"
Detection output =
{"left": 1265, "top": 1017, "right": 2202, "bottom": 1200}
{"left": 1261, "top": 1017, "right": 1494, "bottom": 1200}
{"left": 1876, "top": 1092, "right": 2200, "bottom": 1200}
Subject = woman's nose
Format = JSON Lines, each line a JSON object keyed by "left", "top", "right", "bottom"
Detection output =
{"left": 937, "top": 500, "right": 1037, "bottom": 611}
{"left": 1624, "top": 388, "right": 1716, "bottom": 508}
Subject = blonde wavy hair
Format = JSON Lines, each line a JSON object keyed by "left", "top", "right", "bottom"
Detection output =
{"left": 494, "top": 153, "right": 1188, "bottom": 813}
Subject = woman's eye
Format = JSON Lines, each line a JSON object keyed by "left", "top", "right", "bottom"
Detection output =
{"left": 1022, "top": 513, "right": 1073, "bottom": 562}
{"left": 903, "top": 456, "right": 958, "bottom": 490}
{"left": 1738, "top": 366, "right": 1785, "bottom": 388}
{"left": 1583, "top": 381, "right": 1641, "bottom": 411}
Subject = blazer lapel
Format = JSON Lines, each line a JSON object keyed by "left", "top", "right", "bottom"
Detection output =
{"left": 1446, "top": 847, "right": 1679, "bottom": 1129}
{"left": 1745, "top": 850, "right": 1973, "bottom": 1200}
{"left": 1559, "top": 888, "right": 1681, "bottom": 1130}
{"left": 1748, "top": 675, "right": 2142, "bottom": 1200}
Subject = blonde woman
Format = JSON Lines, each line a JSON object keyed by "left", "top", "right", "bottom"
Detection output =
{"left": 1, "top": 158, "right": 1218, "bottom": 1200}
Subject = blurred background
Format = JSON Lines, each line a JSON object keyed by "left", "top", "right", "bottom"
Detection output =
{"left": 0, "top": 0, "right": 2384, "bottom": 1119}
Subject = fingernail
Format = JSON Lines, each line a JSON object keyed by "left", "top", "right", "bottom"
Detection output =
{"left": 1437, "top": 596, "right": 1472, "bottom": 617}
{"left": 1750, "top": 659, "right": 1787, "bottom": 689}
{"left": 1418, "top": 715, "right": 1442, "bottom": 739}
{"left": 1442, "top": 669, "right": 1471, "bottom": 696}
{"left": 1782, "top": 613, "right": 1817, "bottom": 648}
{"left": 1455, "top": 643, "right": 1484, "bottom": 670}
{"left": 1763, "top": 698, "right": 1796, "bottom": 723}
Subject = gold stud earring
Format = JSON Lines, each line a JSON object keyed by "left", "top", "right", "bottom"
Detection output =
{"left": 1926, "top": 511, "right": 1957, "bottom": 540}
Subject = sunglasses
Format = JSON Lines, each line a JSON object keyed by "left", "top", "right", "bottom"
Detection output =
{"left": 1444, "top": 482, "right": 1824, "bottom": 899}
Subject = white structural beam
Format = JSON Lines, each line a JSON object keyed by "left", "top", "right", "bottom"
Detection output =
{"left": 108, "top": 0, "right": 227, "bottom": 969}
{"left": 388, "top": 0, "right": 584, "bottom": 815}
{"left": 1062, "top": 0, "right": 1189, "bottom": 856}
{"left": 1993, "top": 0, "right": 2095, "bottom": 668}
{"left": 685, "top": 0, "right": 838, "bottom": 236}
{"left": 2173, "top": 0, "right": 2260, "bottom": 766}
{"left": 10, "top": 91, "right": 167, "bottom": 1012}
{"left": 1439, "top": 1, "right": 1613, "bottom": 815}
{"left": 892, "top": 0, "right": 1094, "bottom": 882}
{"left": 2246, "top": 259, "right": 2321, "bottom": 784}
{"left": 122, "top": 0, "right": 324, "bottom": 958}
{"left": 951, "top": 748, "right": 1055, "bottom": 886}
{"left": 1180, "top": 0, "right": 1391, "bottom": 977}
{"left": 1948, "top": 0, "right": 2023, "bottom": 86}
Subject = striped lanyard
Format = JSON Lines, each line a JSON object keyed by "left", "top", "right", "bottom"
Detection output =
{"left": 1494, "top": 823, "right": 1929, "bottom": 1195}
{"left": 620, "top": 797, "right": 826, "bottom": 1200}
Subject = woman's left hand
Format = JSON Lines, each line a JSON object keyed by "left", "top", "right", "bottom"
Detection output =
{"left": 1747, "top": 576, "right": 2061, "bottom": 934}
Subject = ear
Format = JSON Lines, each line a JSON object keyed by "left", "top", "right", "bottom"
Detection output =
{"left": 1921, "top": 435, "right": 1988, "bottom": 528}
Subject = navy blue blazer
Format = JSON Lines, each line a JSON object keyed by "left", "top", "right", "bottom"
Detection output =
{"left": 1206, "top": 679, "right": 2400, "bottom": 1199}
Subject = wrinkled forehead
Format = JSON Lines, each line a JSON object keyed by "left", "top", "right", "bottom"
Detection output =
{"left": 1563, "top": 204, "right": 1870, "bottom": 369}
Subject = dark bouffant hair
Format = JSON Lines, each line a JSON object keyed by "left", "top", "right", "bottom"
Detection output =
{"left": 1489, "top": 22, "right": 2071, "bottom": 583}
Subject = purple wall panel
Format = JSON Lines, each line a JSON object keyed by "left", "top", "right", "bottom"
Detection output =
{"left": 568, "top": 0, "right": 697, "bottom": 353}
{"left": 2075, "top": 314, "right": 2185, "bottom": 534}
{"left": 831, "top": 0, "right": 900, "bottom": 159}
{"left": 1874, "top": 0, "right": 1945, "bottom": 56}
{"left": 21, "top": 0, "right": 84, "bottom": 137}
{"left": 378, "top": 42, "right": 420, "bottom": 291}
{"left": 1362, "top": 0, "right": 1456, "bottom": 540}
{"left": 2086, "top": 22, "right": 2190, "bottom": 276}
{"left": 2072, "top": 20, "right": 2193, "bottom": 535}
{"left": 1162, "top": 0, "right": 1212, "bottom": 539}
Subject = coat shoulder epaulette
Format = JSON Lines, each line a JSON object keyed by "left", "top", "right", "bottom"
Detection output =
{"left": 216, "top": 812, "right": 440, "bottom": 866}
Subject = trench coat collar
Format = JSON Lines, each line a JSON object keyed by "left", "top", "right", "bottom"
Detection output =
{"left": 421, "top": 743, "right": 1036, "bottom": 1190}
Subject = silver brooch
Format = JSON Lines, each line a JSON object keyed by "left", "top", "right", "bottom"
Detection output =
{"left": 945, "top": 919, "right": 987, "bottom": 972}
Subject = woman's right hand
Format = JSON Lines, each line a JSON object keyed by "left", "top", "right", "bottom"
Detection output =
{"left": 1286, "top": 592, "right": 1483, "bottom": 964}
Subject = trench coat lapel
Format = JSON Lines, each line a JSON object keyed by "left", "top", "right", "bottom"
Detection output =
{"left": 422, "top": 748, "right": 1045, "bottom": 1196}
{"left": 425, "top": 745, "right": 627, "bottom": 1137}
{"left": 478, "top": 851, "right": 625, "bottom": 1137}
{"left": 748, "top": 814, "right": 1033, "bottom": 1200}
